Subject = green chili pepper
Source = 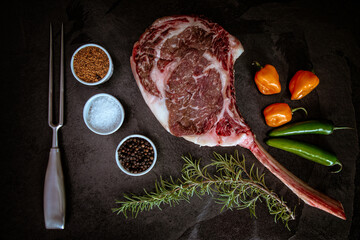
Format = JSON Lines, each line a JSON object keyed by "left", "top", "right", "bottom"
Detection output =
{"left": 266, "top": 138, "right": 342, "bottom": 173}
{"left": 268, "top": 120, "right": 351, "bottom": 137}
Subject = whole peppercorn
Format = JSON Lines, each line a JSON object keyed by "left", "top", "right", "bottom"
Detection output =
{"left": 118, "top": 137, "right": 155, "bottom": 173}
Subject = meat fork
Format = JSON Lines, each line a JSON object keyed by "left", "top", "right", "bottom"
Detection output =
{"left": 44, "top": 23, "right": 65, "bottom": 229}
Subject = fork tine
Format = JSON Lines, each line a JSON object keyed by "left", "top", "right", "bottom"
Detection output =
{"left": 59, "top": 23, "right": 64, "bottom": 126}
{"left": 48, "top": 23, "right": 54, "bottom": 127}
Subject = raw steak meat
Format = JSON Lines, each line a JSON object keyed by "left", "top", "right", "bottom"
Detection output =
{"left": 130, "top": 15, "right": 345, "bottom": 219}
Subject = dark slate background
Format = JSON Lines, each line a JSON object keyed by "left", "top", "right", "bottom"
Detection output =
{"left": 3, "top": 0, "right": 360, "bottom": 239}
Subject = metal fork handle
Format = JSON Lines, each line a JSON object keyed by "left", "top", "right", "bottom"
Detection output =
{"left": 44, "top": 147, "right": 65, "bottom": 229}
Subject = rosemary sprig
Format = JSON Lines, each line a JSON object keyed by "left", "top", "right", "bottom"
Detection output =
{"left": 113, "top": 151, "right": 295, "bottom": 228}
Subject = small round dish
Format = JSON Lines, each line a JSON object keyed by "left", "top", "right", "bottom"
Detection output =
{"left": 71, "top": 43, "right": 114, "bottom": 86}
{"left": 115, "top": 134, "right": 157, "bottom": 176}
{"left": 83, "top": 93, "right": 124, "bottom": 135}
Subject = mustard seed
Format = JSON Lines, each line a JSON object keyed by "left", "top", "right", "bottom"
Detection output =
{"left": 73, "top": 46, "right": 109, "bottom": 83}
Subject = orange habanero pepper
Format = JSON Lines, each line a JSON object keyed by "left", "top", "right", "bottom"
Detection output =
{"left": 289, "top": 70, "right": 320, "bottom": 100}
{"left": 263, "top": 103, "right": 307, "bottom": 127}
{"left": 253, "top": 61, "right": 281, "bottom": 95}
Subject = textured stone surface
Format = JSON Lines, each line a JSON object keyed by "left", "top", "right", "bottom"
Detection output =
{"left": 3, "top": 0, "right": 359, "bottom": 239}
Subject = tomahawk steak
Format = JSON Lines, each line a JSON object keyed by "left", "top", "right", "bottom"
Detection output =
{"left": 130, "top": 15, "right": 345, "bottom": 219}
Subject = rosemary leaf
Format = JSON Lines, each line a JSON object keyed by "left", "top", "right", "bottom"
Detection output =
{"left": 112, "top": 151, "right": 295, "bottom": 228}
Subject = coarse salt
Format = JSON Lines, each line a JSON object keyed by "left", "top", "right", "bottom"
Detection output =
{"left": 88, "top": 96, "right": 121, "bottom": 131}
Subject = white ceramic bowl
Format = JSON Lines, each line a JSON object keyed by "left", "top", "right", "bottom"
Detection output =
{"left": 115, "top": 134, "right": 157, "bottom": 176}
{"left": 71, "top": 43, "right": 114, "bottom": 86}
{"left": 83, "top": 93, "right": 124, "bottom": 135}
